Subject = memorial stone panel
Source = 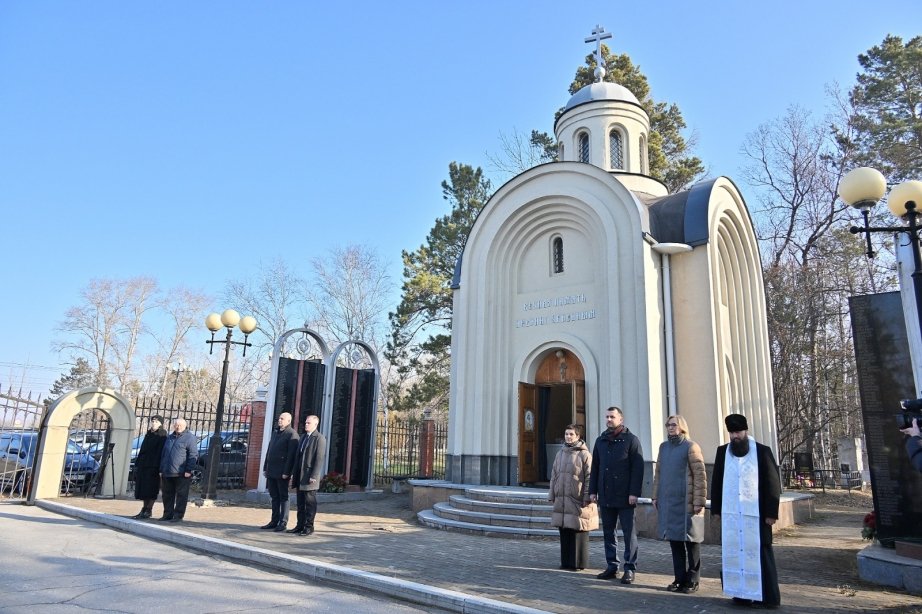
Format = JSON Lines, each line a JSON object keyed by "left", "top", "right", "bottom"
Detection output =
{"left": 329, "top": 366, "right": 376, "bottom": 486}
{"left": 850, "top": 291, "right": 922, "bottom": 545}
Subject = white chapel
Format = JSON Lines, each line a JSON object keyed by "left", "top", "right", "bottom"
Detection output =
{"left": 446, "top": 27, "right": 776, "bottom": 486}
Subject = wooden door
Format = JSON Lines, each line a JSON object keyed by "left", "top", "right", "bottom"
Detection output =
{"left": 518, "top": 382, "right": 538, "bottom": 484}
{"left": 573, "top": 380, "right": 586, "bottom": 434}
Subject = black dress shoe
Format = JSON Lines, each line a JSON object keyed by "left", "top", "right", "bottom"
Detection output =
{"left": 285, "top": 526, "right": 303, "bottom": 534}
{"left": 168, "top": 517, "right": 183, "bottom": 523}
{"left": 273, "top": 524, "right": 287, "bottom": 532}
{"left": 298, "top": 527, "right": 314, "bottom": 536}
{"left": 259, "top": 522, "right": 278, "bottom": 530}
{"left": 131, "top": 511, "right": 147, "bottom": 519}
{"left": 620, "top": 570, "right": 635, "bottom": 584}
{"left": 679, "top": 582, "right": 698, "bottom": 594}
{"left": 666, "top": 581, "right": 682, "bottom": 592}
{"left": 597, "top": 568, "right": 619, "bottom": 580}
{"left": 157, "top": 515, "right": 173, "bottom": 522}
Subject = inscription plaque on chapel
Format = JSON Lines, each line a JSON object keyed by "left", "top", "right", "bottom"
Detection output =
{"left": 849, "top": 292, "right": 922, "bottom": 545}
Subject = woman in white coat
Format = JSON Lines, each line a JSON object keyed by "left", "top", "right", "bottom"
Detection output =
{"left": 548, "top": 424, "right": 599, "bottom": 570}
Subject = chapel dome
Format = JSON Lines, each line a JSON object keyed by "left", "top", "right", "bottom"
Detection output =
{"left": 563, "top": 81, "right": 640, "bottom": 112}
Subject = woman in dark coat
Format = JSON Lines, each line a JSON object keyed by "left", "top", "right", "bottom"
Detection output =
{"left": 651, "top": 414, "right": 707, "bottom": 593}
{"left": 133, "top": 415, "right": 167, "bottom": 519}
{"left": 548, "top": 424, "right": 598, "bottom": 570}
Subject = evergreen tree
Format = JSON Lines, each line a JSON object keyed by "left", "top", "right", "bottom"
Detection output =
{"left": 47, "top": 358, "right": 97, "bottom": 403}
{"left": 386, "top": 163, "right": 492, "bottom": 415}
{"left": 849, "top": 35, "right": 922, "bottom": 182}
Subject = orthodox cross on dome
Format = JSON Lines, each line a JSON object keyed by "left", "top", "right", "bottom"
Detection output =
{"left": 584, "top": 24, "right": 612, "bottom": 82}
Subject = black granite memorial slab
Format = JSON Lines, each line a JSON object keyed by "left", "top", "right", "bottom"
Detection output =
{"left": 850, "top": 291, "right": 922, "bottom": 545}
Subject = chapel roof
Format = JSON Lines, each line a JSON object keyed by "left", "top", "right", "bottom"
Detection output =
{"left": 562, "top": 81, "right": 640, "bottom": 112}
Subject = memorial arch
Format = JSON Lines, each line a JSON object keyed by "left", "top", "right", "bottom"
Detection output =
{"left": 31, "top": 387, "right": 135, "bottom": 499}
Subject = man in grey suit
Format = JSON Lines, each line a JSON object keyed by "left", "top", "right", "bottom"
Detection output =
{"left": 260, "top": 411, "right": 299, "bottom": 532}
{"left": 288, "top": 414, "right": 327, "bottom": 536}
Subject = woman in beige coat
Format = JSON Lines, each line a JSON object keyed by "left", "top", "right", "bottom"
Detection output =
{"left": 548, "top": 424, "right": 599, "bottom": 570}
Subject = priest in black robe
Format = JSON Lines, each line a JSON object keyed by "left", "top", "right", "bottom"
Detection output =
{"left": 710, "top": 414, "right": 782, "bottom": 609}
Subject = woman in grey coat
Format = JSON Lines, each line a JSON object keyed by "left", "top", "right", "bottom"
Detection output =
{"left": 652, "top": 414, "right": 707, "bottom": 593}
{"left": 548, "top": 424, "right": 598, "bottom": 570}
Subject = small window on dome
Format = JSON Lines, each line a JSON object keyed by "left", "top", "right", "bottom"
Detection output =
{"left": 578, "top": 133, "right": 590, "bottom": 163}
{"left": 609, "top": 130, "right": 624, "bottom": 169}
{"left": 553, "top": 236, "right": 564, "bottom": 274}
{"left": 639, "top": 134, "right": 647, "bottom": 174}
{"left": 558, "top": 143, "right": 565, "bottom": 160}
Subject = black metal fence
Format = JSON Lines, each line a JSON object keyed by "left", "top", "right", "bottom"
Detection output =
{"left": 129, "top": 397, "right": 253, "bottom": 489}
{"left": 0, "top": 387, "right": 46, "bottom": 499}
{"left": 373, "top": 415, "right": 448, "bottom": 484}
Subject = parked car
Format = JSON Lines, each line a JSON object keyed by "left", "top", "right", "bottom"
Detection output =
{"left": 192, "top": 430, "right": 249, "bottom": 487}
{"left": 86, "top": 435, "right": 144, "bottom": 481}
{"left": 70, "top": 429, "right": 108, "bottom": 452}
{"left": 0, "top": 431, "right": 100, "bottom": 495}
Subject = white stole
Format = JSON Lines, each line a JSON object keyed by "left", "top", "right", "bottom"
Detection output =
{"left": 721, "top": 436, "right": 763, "bottom": 601}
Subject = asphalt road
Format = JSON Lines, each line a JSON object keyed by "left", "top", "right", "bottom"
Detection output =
{"left": 0, "top": 501, "right": 448, "bottom": 614}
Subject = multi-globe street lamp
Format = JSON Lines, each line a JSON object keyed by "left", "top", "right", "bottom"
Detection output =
{"left": 203, "top": 309, "right": 257, "bottom": 501}
{"left": 839, "top": 167, "right": 922, "bottom": 349}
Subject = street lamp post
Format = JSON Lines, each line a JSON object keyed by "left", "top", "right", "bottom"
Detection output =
{"left": 203, "top": 309, "right": 258, "bottom": 501}
{"left": 840, "top": 167, "right": 922, "bottom": 360}
{"left": 169, "top": 360, "right": 189, "bottom": 407}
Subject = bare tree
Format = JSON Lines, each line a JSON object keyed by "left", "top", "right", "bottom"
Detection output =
{"left": 54, "top": 277, "right": 158, "bottom": 392}
{"left": 224, "top": 258, "right": 305, "bottom": 351}
{"left": 485, "top": 128, "right": 557, "bottom": 180}
{"left": 741, "top": 105, "right": 894, "bottom": 467}
{"left": 307, "top": 244, "right": 393, "bottom": 351}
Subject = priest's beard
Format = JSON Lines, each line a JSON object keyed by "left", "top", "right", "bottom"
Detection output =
{"left": 729, "top": 437, "right": 750, "bottom": 457}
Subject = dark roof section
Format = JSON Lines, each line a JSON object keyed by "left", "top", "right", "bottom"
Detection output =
{"left": 647, "top": 178, "right": 717, "bottom": 247}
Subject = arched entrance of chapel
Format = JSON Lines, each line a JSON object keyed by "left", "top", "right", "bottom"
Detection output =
{"left": 30, "top": 387, "right": 135, "bottom": 500}
{"left": 517, "top": 348, "right": 585, "bottom": 485}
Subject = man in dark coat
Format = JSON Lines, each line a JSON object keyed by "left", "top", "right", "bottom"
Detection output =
{"left": 260, "top": 411, "right": 299, "bottom": 532}
{"left": 588, "top": 406, "right": 644, "bottom": 584}
{"left": 710, "top": 414, "right": 782, "bottom": 609}
{"left": 158, "top": 418, "right": 198, "bottom": 523}
{"left": 288, "top": 414, "right": 326, "bottom": 536}
{"left": 132, "top": 414, "right": 167, "bottom": 519}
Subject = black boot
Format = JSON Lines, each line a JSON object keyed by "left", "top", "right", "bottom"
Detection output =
{"left": 131, "top": 508, "right": 147, "bottom": 519}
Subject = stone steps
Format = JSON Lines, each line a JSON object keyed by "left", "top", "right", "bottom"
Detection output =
{"left": 416, "top": 485, "right": 605, "bottom": 539}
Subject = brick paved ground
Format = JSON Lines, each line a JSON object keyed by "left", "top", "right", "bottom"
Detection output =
{"left": 42, "top": 491, "right": 921, "bottom": 613}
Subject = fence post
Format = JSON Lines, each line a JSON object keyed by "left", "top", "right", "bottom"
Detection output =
{"left": 244, "top": 388, "right": 267, "bottom": 490}
{"left": 417, "top": 409, "right": 435, "bottom": 478}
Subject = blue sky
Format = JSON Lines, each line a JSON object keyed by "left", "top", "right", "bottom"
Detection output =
{"left": 2, "top": 1, "right": 921, "bottom": 395}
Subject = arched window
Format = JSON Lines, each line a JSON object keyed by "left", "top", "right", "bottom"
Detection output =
{"left": 609, "top": 129, "right": 624, "bottom": 169}
{"left": 558, "top": 143, "right": 565, "bottom": 161}
{"left": 578, "top": 133, "right": 590, "bottom": 163}
{"left": 639, "top": 134, "right": 647, "bottom": 174}
{"left": 553, "top": 236, "right": 564, "bottom": 274}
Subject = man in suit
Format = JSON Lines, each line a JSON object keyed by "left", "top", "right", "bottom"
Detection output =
{"left": 260, "top": 411, "right": 299, "bottom": 532}
{"left": 710, "top": 414, "right": 782, "bottom": 609}
{"left": 288, "top": 414, "right": 326, "bottom": 536}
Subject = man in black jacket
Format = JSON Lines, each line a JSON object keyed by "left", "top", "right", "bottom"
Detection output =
{"left": 589, "top": 406, "right": 644, "bottom": 584}
{"left": 710, "top": 414, "right": 782, "bottom": 609}
{"left": 260, "top": 411, "right": 300, "bottom": 532}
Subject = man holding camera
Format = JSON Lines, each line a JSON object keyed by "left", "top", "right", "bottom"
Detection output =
{"left": 902, "top": 417, "right": 922, "bottom": 472}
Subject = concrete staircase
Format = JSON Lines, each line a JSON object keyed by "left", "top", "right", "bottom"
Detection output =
{"left": 417, "top": 485, "right": 603, "bottom": 539}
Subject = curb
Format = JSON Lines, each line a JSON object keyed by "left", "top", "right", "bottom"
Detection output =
{"left": 36, "top": 500, "right": 549, "bottom": 614}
